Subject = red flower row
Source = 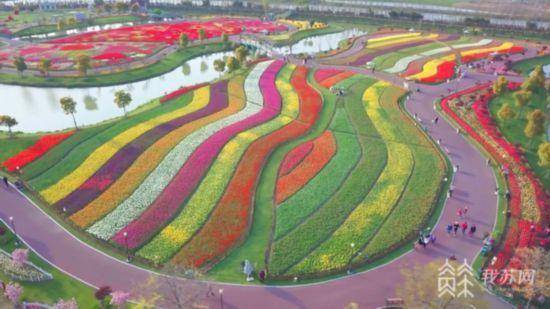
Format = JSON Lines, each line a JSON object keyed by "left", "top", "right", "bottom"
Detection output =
{"left": 3, "top": 131, "right": 74, "bottom": 172}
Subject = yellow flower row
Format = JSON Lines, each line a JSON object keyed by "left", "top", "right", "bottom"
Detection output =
{"left": 366, "top": 32, "right": 421, "bottom": 45}
{"left": 40, "top": 87, "right": 212, "bottom": 204}
{"left": 367, "top": 33, "right": 437, "bottom": 50}
{"left": 69, "top": 81, "right": 247, "bottom": 228}
{"left": 278, "top": 19, "right": 327, "bottom": 30}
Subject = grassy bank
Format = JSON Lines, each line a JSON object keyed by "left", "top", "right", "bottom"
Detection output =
{"left": 511, "top": 55, "right": 550, "bottom": 76}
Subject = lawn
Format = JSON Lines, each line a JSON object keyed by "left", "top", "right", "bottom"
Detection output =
{"left": 489, "top": 88, "right": 549, "bottom": 188}
{"left": 511, "top": 55, "right": 550, "bottom": 76}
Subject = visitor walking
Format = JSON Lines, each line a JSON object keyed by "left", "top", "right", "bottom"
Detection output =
{"left": 457, "top": 207, "right": 463, "bottom": 218}
{"left": 461, "top": 221, "right": 468, "bottom": 235}
{"left": 446, "top": 224, "right": 453, "bottom": 236}
{"left": 2, "top": 176, "right": 8, "bottom": 188}
{"left": 469, "top": 224, "right": 477, "bottom": 237}
{"left": 463, "top": 206, "right": 469, "bottom": 218}
{"left": 453, "top": 221, "right": 460, "bottom": 236}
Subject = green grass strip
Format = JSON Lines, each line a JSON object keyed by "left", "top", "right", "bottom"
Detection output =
{"left": 27, "top": 92, "right": 194, "bottom": 191}
{"left": 268, "top": 77, "right": 388, "bottom": 276}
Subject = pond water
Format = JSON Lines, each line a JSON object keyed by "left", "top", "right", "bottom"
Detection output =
{"left": 1, "top": 29, "right": 362, "bottom": 132}
{"left": 544, "top": 64, "right": 549, "bottom": 78}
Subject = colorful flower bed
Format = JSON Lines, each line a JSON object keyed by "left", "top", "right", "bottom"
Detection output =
{"left": 15, "top": 57, "right": 445, "bottom": 280}
{"left": 440, "top": 83, "right": 547, "bottom": 276}
{"left": 0, "top": 18, "right": 287, "bottom": 71}
{"left": 406, "top": 42, "right": 525, "bottom": 83}
{"left": 275, "top": 131, "right": 336, "bottom": 204}
{"left": 159, "top": 83, "right": 209, "bottom": 104}
{"left": 2, "top": 131, "right": 74, "bottom": 172}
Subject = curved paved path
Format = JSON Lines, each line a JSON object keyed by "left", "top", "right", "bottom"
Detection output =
{"left": 0, "top": 45, "right": 537, "bottom": 308}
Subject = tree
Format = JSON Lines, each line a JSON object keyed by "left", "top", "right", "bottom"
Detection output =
{"left": 226, "top": 56, "right": 240, "bottom": 72}
{"left": 497, "top": 104, "right": 516, "bottom": 120}
{"left": 0, "top": 115, "right": 18, "bottom": 137}
{"left": 11, "top": 248, "right": 28, "bottom": 267}
{"left": 492, "top": 76, "right": 508, "bottom": 95}
{"left": 4, "top": 282, "right": 22, "bottom": 305}
{"left": 181, "top": 63, "right": 191, "bottom": 76}
{"left": 95, "top": 285, "right": 112, "bottom": 307}
{"left": 110, "top": 291, "right": 131, "bottom": 307}
{"left": 54, "top": 298, "right": 78, "bottom": 309}
{"left": 115, "top": 2, "right": 127, "bottom": 12}
{"left": 528, "top": 65, "right": 545, "bottom": 90}
{"left": 221, "top": 32, "right": 228, "bottom": 45}
{"left": 395, "top": 259, "right": 488, "bottom": 308}
{"left": 234, "top": 45, "right": 249, "bottom": 64}
{"left": 178, "top": 33, "right": 188, "bottom": 50}
{"left": 57, "top": 19, "right": 65, "bottom": 31}
{"left": 198, "top": 28, "right": 206, "bottom": 42}
{"left": 200, "top": 61, "right": 208, "bottom": 73}
{"left": 524, "top": 110, "right": 545, "bottom": 145}
{"left": 75, "top": 54, "right": 92, "bottom": 76}
{"left": 513, "top": 90, "right": 531, "bottom": 117}
{"left": 38, "top": 58, "right": 52, "bottom": 77}
{"left": 114, "top": 90, "right": 132, "bottom": 116}
{"left": 13, "top": 56, "right": 27, "bottom": 76}
{"left": 130, "top": 2, "right": 140, "bottom": 13}
{"left": 213, "top": 59, "right": 226, "bottom": 76}
{"left": 60, "top": 97, "right": 78, "bottom": 129}
{"left": 509, "top": 247, "right": 550, "bottom": 308}
{"left": 538, "top": 142, "right": 550, "bottom": 168}
{"left": 132, "top": 265, "right": 207, "bottom": 308}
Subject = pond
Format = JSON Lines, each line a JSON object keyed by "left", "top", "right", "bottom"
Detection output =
{"left": 544, "top": 64, "right": 549, "bottom": 78}
{"left": 1, "top": 29, "right": 363, "bottom": 132}
{"left": 15, "top": 22, "right": 137, "bottom": 40}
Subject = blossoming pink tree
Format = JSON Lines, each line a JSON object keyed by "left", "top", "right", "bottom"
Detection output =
{"left": 54, "top": 297, "right": 78, "bottom": 309}
{"left": 11, "top": 248, "right": 28, "bottom": 267}
{"left": 110, "top": 290, "right": 131, "bottom": 307}
{"left": 4, "top": 282, "right": 22, "bottom": 305}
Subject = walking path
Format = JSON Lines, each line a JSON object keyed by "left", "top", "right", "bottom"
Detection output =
{"left": 0, "top": 43, "right": 537, "bottom": 308}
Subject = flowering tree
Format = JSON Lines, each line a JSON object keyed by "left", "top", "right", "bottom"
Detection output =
{"left": 55, "top": 298, "right": 78, "bottom": 309}
{"left": 4, "top": 282, "right": 22, "bottom": 305}
{"left": 95, "top": 285, "right": 112, "bottom": 306}
{"left": 11, "top": 248, "right": 28, "bottom": 267}
{"left": 110, "top": 290, "right": 131, "bottom": 307}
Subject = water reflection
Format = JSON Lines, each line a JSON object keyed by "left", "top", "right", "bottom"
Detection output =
{"left": 84, "top": 95, "right": 98, "bottom": 111}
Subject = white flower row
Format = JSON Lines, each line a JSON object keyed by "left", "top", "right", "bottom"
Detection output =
{"left": 87, "top": 61, "right": 273, "bottom": 240}
{"left": 385, "top": 39, "right": 493, "bottom": 73}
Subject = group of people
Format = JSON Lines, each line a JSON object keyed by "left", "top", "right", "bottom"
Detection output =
{"left": 416, "top": 229, "right": 436, "bottom": 249}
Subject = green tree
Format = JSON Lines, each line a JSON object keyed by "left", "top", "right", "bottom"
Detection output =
{"left": 0, "top": 115, "right": 18, "bottom": 138}
{"left": 234, "top": 45, "right": 249, "bottom": 64}
{"left": 226, "top": 56, "right": 240, "bottom": 72}
{"left": 497, "top": 103, "right": 516, "bottom": 120}
{"left": 200, "top": 61, "right": 208, "bottom": 72}
{"left": 538, "top": 142, "right": 550, "bottom": 168}
{"left": 492, "top": 76, "right": 508, "bottom": 95}
{"left": 181, "top": 63, "right": 191, "bottom": 76}
{"left": 60, "top": 96, "right": 78, "bottom": 129}
{"left": 114, "top": 90, "right": 132, "bottom": 117}
{"left": 115, "top": 2, "right": 127, "bottom": 12}
{"left": 75, "top": 54, "right": 92, "bottom": 76}
{"left": 178, "top": 33, "right": 189, "bottom": 50}
{"left": 198, "top": 29, "right": 206, "bottom": 42}
{"left": 513, "top": 90, "right": 531, "bottom": 117}
{"left": 213, "top": 59, "right": 225, "bottom": 76}
{"left": 38, "top": 58, "right": 52, "bottom": 77}
{"left": 13, "top": 56, "right": 27, "bottom": 76}
{"left": 529, "top": 65, "right": 545, "bottom": 89}
{"left": 221, "top": 32, "right": 228, "bottom": 45}
{"left": 57, "top": 19, "right": 65, "bottom": 31}
{"left": 524, "top": 109, "right": 545, "bottom": 141}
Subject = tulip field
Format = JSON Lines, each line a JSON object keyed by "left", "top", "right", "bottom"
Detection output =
{"left": 0, "top": 17, "right": 287, "bottom": 71}
{"left": 322, "top": 31, "right": 525, "bottom": 84}
{"left": 3, "top": 59, "right": 446, "bottom": 279}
